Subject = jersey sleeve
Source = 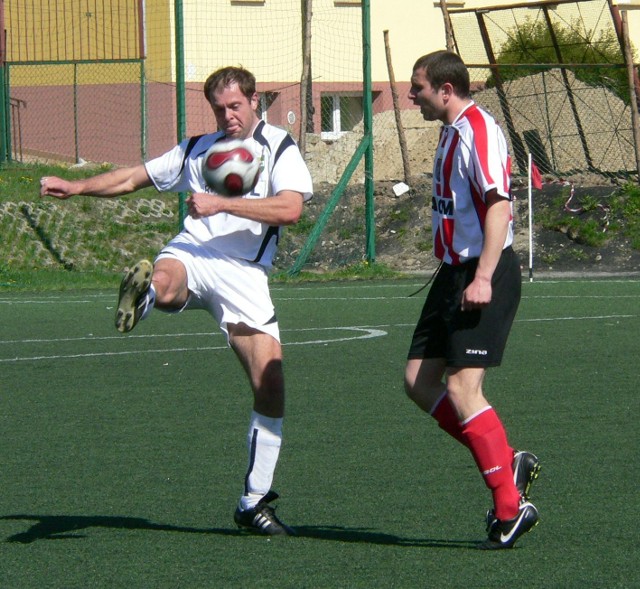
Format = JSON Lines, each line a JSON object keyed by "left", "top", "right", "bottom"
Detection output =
{"left": 472, "top": 126, "right": 510, "bottom": 200}
{"left": 464, "top": 107, "right": 511, "bottom": 201}
{"left": 144, "top": 140, "right": 192, "bottom": 193}
{"left": 269, "top": 138, "right": 313, "bottom": 202}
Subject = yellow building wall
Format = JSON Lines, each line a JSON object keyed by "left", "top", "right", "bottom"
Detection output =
{"left": 171, "top": 0, "right": 500, "bottom": 85}
{"left": 370, "top": 1, "right": 640, "bottom": 84}
{"left": 144, "top": 0, "right": 174, "bottom": 83}
{"left": 5, "top": 0, "right": 640, "bottom": 86}
{"left": 6, "top": 0, "right": 145, "bottom": 85}
{"left": 179, "top": 1, "right": 303, "bottom": 83}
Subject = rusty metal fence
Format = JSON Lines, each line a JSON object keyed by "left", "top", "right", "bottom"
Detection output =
{"left": 448, "top": 0, "right": 640, "bottom": 181}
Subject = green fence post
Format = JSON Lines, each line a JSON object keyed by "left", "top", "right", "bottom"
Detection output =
{"left": 73, "top": 63, "right": 80, "bottom": 164}
{"left": 288, "top": 0, "right": 374, "bottom": 276}
{"left": 0, "top": 0, "right": 6, "bottom": 164}
{"left": 0, "top": 63, "right": 7, "bottom": 164}
{"left": 288, "top": 136, "right": 371, "bottom": 276}
{"left": 140, "top": 60, "right": 147, "bottom": 162}
{"left": 362, "top": 0, "right": 375, "bottom": 264}
{"left": 175, "top": 0, "right": 188, "bottom": 228}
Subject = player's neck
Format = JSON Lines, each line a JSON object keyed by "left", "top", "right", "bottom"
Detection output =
{"left": 247, "top": 117, "right": 261, "bottom": 138}
{"left": 444, "top": 97, "right": 473, "bottom": 125}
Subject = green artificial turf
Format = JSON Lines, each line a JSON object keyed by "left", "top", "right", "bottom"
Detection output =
{"left": 1, "top": 278, "right": 638, "bottom": 588}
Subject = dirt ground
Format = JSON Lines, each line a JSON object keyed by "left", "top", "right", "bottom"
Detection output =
{"left": 293, "top": 68, "right": 640, "bottom": 277}
{"left": 276, "top": 173, "right": 640, "bottom": 277}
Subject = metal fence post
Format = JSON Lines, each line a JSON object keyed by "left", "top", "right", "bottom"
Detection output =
{"left": 175, "top": 0, "right": 188, "bottom": 229}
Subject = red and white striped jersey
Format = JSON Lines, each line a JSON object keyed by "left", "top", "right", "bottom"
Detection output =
{"left": 431, "top": 102, "right": 513, "bottom": 265}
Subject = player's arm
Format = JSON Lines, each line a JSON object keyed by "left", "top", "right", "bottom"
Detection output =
{"left": 40, "top": 164, "right": 153, "bottom": 200}
{"left": 461, "top": 189, "right": 511, "bottom": 311}
{"left": 186, "top": 190, "right": 304, "bottom": 226}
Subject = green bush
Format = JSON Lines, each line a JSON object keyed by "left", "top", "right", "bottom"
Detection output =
{"left": 490, "top": 17, "right": 632, "bottom": 103}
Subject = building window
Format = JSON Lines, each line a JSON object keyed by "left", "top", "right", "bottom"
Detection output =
{"left": 257, "top": 92, "right": 277, "bottom": 123}
{"left": 320, "top": 94, "right": 363, "bottom": 140}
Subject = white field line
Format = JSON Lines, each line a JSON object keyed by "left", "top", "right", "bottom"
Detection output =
{"left": 0, "top": 315, "right": 636, "bottom": 363}
{"left": 0, "top": 327, "right": 388, "bottom": 363}
{"left": 1, "top": 293, "right": 638, "bottom": 307}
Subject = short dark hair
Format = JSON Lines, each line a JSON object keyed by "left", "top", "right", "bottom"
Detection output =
{"left": 204, "top": 66, "right": 256, "bottom": 103}
{"left": 413, "top": 50, "right": 470, "bottom": 98}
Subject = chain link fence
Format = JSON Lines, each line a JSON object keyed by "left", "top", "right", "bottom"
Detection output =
{"left": 0, "top": 198, "right": 175, "bottom": 271}
{"left": 7, "top": 61, "right": 146, "bottom": 166}
{"left": 449, "top": 0, "right": 639, "bottom": 180}
{"left": 5, "top": 1, "right": 637, "bottom": 180}
{"left": 2, "top": 0, "right": 639, "bottom": 274}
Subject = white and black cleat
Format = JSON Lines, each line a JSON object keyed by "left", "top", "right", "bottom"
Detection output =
{"left": 115, "top": 259, "right": 153, "bottom": 333}
{"left": 479, "top": 500, "right": 539, "bottom": 550}
{"left": 234, "top": 491, "right": 295, "bottom": 536}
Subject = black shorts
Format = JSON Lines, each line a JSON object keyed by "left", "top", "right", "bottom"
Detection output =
{"left": 407, "top": 247, "right": 521, "bottom": 367}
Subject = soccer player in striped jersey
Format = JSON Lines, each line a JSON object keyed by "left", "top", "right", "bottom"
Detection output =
{"left": 40, "top": 66, "right": 312, "bottom": 536}
{"left": 404, "top": 50, "right": 540, "bottom": 549}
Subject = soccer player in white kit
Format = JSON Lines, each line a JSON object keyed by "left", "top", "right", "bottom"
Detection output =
{"left": 404, "top": 51, "right": 541, "bottom": 549}
{"left": 40, "top": 66, "right": 313, "bottom": 536}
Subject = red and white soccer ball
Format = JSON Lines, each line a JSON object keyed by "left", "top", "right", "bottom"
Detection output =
{"left": 202, "top": 139, "right": 261, "bottom": 197}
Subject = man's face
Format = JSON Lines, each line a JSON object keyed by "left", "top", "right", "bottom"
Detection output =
{"left": 209, "top": 82, "right": 259, "bottom": 139}
{"left": 408, "top": 67, "right": 444, "bottom": 122}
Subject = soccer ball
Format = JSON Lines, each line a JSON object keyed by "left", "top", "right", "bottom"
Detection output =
{"left": 202, "top": 139, "right": 261, "bottom": 197}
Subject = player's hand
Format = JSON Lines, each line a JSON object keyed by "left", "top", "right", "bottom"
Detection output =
{"left": 186, "top": 192, "right": 223, "bottom": 219}
{"left": 40, "top": 176, "right": 74, "bottom": 199}
{"left": 461, "top": 276, "right": 492, "bottom": 311}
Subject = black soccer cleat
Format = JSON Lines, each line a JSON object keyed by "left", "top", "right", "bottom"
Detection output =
{"left": 512, "top": 450, "right": 541, "bottom": 500}
{"left": 479, "top": 501, "right": 539, "bottom": 550}
{"left": 234, "top": 491, "right": 296, "bottom": 536}
{"left": 115, "top": 259, "right": 153, "bottom": 333}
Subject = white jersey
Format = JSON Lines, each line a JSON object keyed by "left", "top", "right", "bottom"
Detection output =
{"left": 431, "top": 101, "right": 513, "bottom": 265}
{"left": 145, "top": 121, "right": 313, "bottom": 268}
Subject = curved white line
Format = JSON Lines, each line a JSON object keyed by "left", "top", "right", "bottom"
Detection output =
{"left": 0, "top": 327, "right": 388, "bottom": 363}
{"left": 285, "top": 327, "right": 387, "bottom": 346}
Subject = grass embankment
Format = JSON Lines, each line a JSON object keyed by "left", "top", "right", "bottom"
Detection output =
{"left": 2, "top": 162, "right": 405, "bottom": 291}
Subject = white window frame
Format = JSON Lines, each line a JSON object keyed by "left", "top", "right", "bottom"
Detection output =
{"left": 257, "top": 92, "right": 277, "bottom": 123}
{"left": 259, "top": 94, "right": 269, "bottom": 123}
{"left": 321, "top": 93, "right": 363, "bottom": 141}
{"left": 322, "top": 95, "right": 343, "bottom": 141}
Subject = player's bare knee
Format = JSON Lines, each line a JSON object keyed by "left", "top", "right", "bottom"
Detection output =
{"left": 151, "top": 270, "right": 187, "bottom": 308}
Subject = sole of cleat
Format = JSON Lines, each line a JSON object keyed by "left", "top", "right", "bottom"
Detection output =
{"left": 115, "top": 260, "right": 153, "bottom": 333}
{"left": 512, "top": 451, "right": 542, "bottom": 500}
{"left": 522, "top": 462, "right": 541, "bottom": 499}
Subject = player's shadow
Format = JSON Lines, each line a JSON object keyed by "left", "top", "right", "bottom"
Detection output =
{"left": 1, "top": 515, "right": 477, "bottom": 549}
{"left": 0, "top": 514, "right": 239, "bottom": 544}
{"left": 293, "top": 525, "right": 477, "bottom": 549}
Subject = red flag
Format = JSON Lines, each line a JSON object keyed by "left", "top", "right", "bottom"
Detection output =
{"left": 531, "top": 161, "right": 543, "bottom": 190}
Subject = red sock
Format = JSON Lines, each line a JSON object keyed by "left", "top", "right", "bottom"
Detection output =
{"left": 461, "top": 407, "right": 519, "bottom": 521}
{"left": 431, "top": 393, "right": 467, "bottom": 446}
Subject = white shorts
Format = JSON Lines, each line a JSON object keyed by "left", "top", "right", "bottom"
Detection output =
{"left": 156, "top": 231, "right": 280, "bottom": 342}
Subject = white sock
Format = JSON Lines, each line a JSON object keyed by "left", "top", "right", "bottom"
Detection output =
{"left": 139, "top": 284, "right": 156, "bottom": 321}
{"left": 240, "top": 411, "right": 283, "bottom": 511}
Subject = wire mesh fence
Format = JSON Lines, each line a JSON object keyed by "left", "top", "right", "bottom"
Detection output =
{"left": 0, "top": 198, "right": 176, "bottom": 271}
{"left": 2, "top": 0, "right": 639, "bottom": 274}
{"left": 4, "top": 1, "right": 638, "bottom": 180}
{"left": 449, "top": 0, "right": 639, "bottom": 180}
